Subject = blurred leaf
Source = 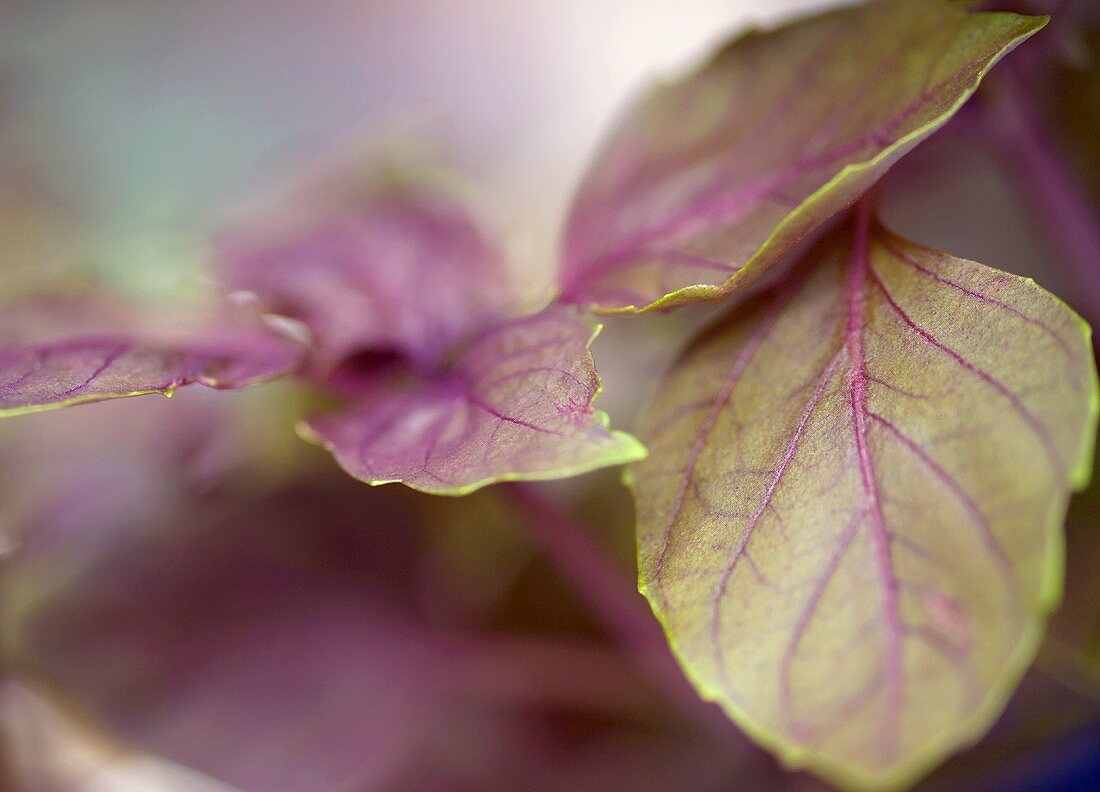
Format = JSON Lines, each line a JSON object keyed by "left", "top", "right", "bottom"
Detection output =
{"left": 560, "top": 0, "right": 1045, "bottom": 313}
{"left": 631, "top": 208, "right": 1097, "bottom": 789}
{"left": 300, "top": 308, "right": 645, "bottom": 495}
{"left": 1, "top": 680, "right": 239, "bottom": 792}
{"left": 217, "top": 182, "right": 515, "bottom": 375}
{"left": 11, "top": 474, "right": 797, "bottom": 791}
{"left": 1042, "top": 14, "right": 1100, "bottom": 204}
{"left": 0, "top": 330, "right": 299, "bottom": 417}
{"left": 13, "top": 481, "right": 458, "bottom": 791}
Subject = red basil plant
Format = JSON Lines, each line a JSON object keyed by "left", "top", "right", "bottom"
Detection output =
{"left": 3, "top": 1, "right": 1099, "bottom": 790}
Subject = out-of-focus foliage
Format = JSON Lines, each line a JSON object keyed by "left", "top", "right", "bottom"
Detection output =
{"left": 0, "top": 417, "right": 797, "bottom": 791}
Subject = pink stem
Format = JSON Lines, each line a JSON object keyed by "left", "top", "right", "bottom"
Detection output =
{"left": 982, "top": 63, "right": 1100, "bottom": 325}
{"left": 505, "top": 482, "right": 743, "bottom": 742}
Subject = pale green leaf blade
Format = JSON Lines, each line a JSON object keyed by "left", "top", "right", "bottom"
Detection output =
{"left": 632, "top": 213, "right": 1097, "bottom": 789}
{"left": 561, "top": 0, "right": 1047, "bottom": 314}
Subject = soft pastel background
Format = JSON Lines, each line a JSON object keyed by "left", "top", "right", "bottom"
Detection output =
{"left": 0, "top": 1, "right": 1096, "bottom": 790}
{"left": 0, "top": 0, "right": 849, "bottom": 292}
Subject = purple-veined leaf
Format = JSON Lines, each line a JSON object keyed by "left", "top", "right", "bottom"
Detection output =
{"left": 0, "top": 332, "right": 300, "bottom": 417}
{"left": 560, "top": 0, "right": 1047, "bottom": 313}
{"left": 631, "top": 206, "right": 1097, "bottom": 789}
{"left": 217, "top": 186, "right": 514, "bottom": 374}
{"left": 300, "top": 308, "right": 646, "bottom": 495}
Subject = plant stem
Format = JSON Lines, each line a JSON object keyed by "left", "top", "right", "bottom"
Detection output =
{"left": 982, "top": 63, "right": 1100, "bottom": 325}
{"left": 505, "top": 482, "right": 743, "bottom": 742}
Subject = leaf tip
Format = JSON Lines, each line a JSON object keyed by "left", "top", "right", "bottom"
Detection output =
{"left": 609, "top": 428, "right": 649, "bottom": 464}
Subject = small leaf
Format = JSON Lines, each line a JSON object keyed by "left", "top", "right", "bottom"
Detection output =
{"left": 217, "top": 186, "right": 513, "bottom": 373}
{"left": 631, "top": 209, "right": 1097, "bottom": 790}
{"left": 300, "top": 308, "right": 646, "bottom": 495}
{"left": 560, "top": 0, "right": 1047, "bottom": 313}
{"left": 0, "top": 333, "right": 300, "bottom": 417}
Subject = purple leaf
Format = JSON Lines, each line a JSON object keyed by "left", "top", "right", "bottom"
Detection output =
{"left": 217, "top": 186, "right": 514, "bottom": 373}
{"left": 9, "top": 477, "right": 803, "bottom": 791}
{"left": 631, "top": 206, "right": 1097, "bottom": 789}
{"left": 300, "top": 308, "right": 646, "bottom": 494}
{"left": 560, "top": 0, "right": 1047, "bottom": 313}
{"left": 0, "top": 332, "right": 300, "bottom": 417}
{"left": 15, "top": 483, "right": 460, "bottom": 791}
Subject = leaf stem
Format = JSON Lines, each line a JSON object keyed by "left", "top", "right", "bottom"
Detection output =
{"left": 505, "top": 482, "right": 743, "bottom": 742}
{"left": 981, "top": 63, "right": 1100, "bottom": 325}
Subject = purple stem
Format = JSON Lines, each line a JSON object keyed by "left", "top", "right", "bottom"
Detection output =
{"left": 982, "top": 62, "right": 1100, "bottom": 325}
{"left": 505, "top": 482, "right": 744, "bottom": 743}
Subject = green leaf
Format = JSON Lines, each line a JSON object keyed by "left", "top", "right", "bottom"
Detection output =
{"left": 631, "top": 207, "right": 1098, "bottom": 790}
{"left": 560, "top": 0, "right": 1047, "bottom": 314}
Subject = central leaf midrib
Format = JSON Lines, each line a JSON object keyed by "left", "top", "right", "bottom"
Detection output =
{"left": 846, "top": 202, "right": 904, "bottom": 758}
